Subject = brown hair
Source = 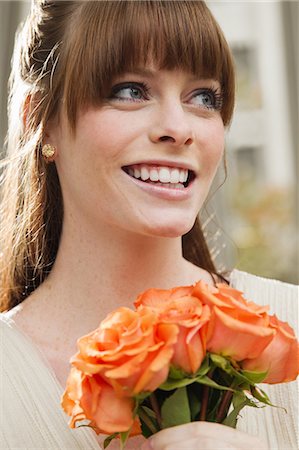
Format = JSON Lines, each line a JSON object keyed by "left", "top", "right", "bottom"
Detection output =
{"left": 0, "top": 0, "right": 235, "bottom": 312}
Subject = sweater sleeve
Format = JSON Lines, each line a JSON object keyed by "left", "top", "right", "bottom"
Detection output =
{"left": 230, "top": 270, "right": 299, "bottom": 450}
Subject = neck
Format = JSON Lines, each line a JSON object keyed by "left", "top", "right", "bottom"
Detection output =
{"left": 40, "top": 215, "right": 200, "bottom": 325}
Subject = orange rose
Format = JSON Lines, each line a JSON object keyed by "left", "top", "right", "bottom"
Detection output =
{"left": 242, "top": 315, "right": 299, "bottom": 383}
{"left": 193, "top": 281, "right": 275, "bottom": 361}
{"left": 61, "top": 367, "right": 138, "bottom": 434}
{"left": 135, "top": 286, "right": 210, "bottom": 373}
{"left": 71, "top": 307, "right": 178, "bottom": 396}
{"left": 134, "top": 285, "right": 195, "bottom": 309}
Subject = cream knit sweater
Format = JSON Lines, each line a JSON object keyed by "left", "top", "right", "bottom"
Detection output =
{"left": 0, "top": 270, "right": 298, "bottom": 449}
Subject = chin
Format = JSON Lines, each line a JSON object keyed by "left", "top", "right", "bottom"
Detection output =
{"left": 143, "top": 218, "right": 196, "bottom": 238}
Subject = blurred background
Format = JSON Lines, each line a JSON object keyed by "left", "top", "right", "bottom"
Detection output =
{"left": 0, "top": 1, "right": 298, "bottom": 284}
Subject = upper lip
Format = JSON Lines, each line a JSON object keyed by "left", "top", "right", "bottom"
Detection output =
{"left": 122, "top": 159, "right": 198, "bottom": 175}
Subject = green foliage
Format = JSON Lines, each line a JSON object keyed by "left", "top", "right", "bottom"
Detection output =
{"left": 187, "top": 384, "right": 202, "bottom": 421}
{"left": 103, "top": 433, "right": 118, "bottom": 449}
{"left": 161, "top": 387, "right": 191, "bottom": 428}
{"left": 119, "top": 430, "right": 130, "bottom": 450}
{"left": 138, "top": 405, "right": 159, "bottom": 437}
{"left": 222, "top": 392, "right": 258, "bottom": 428}
{"left": 210, "top": 353, "right": 267, "bottom": 386}
{"left": 103, "top": 353, "right": 277, "bottom": 448}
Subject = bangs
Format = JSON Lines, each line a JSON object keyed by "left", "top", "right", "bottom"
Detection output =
{"left": 62, "top": 1, "right": 235, "bottom": 126}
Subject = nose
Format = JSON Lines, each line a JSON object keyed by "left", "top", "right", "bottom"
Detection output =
{"left": 149, "top": 102, "right": 194, "bottom": 147}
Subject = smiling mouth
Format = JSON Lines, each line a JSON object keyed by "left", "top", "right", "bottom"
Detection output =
{"left": 122, "top": 164, "right": 196, "bottom": 189}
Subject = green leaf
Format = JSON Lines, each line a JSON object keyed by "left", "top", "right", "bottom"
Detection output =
{"left": 120, "top": 430, "right": 130, "bottom": 450}
{"left": 140, "top": 419, "right": 154, "bottom": 438}
{"left": 103, "top": 433, "right": 118, "bottom": 449}
{"left": 222, "top": 392, "right": 256, "bottom": 428}
{"left": 134, "top": 391, "right": 152, "bottom": 402}
{"left": 76, "top": 423, "right": 98, "bottom": 432}
{"left": 232, "top": 391, "right": 259, "bottom": 409}
{"left": 138, "top": 406, "right": 159, "bottom": 436}
{"left": 159, "top": 376, "right": 198, "bottom": 391}
{"left": 210, "top": 354, "right": 259, "bottom": 386}
{"left": 140, "top": 405, "right": 157, "bottom": 419}
{"left": 250, "top": 386, "right": 282, "bottom": 409}
{"left": 210, "top": 353, "right": 230, "bottom": 370}
{"left": 194, "top": 355, "right": 211, "bottom": 376}
{"left": 205, "top": 389, "right": 223, "bottom": 422}
{"left": 160, "top": 373, "right": 234, "bottom": 392}
{"left": 168, "top": 365, "right": 187, "bottom": 380}
{"left": 161, "top": 387, "right": 191, "bottom": 428}
{"left": 187, "top": 385, "right": 201, "bottom": 421}
{"left": 222, "top": 400, "right": 248, "bottom": 428}
{"left": 241, "top": 369, "right": 268, "bottom": 384}
{"left": 195, "top": 375, "right": 233, "bottom": 391}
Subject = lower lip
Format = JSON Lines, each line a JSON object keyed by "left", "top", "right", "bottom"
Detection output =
{"left": 123, "top": 172, "right": 195, "bottom": 200}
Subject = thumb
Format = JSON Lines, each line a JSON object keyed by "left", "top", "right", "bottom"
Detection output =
{"left": 140, "top": 438, "right": 153, "bottom": 450}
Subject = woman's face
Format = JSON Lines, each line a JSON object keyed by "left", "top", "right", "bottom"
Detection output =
{"left": 52, "top": 68, "right": 225, "bottom": 238}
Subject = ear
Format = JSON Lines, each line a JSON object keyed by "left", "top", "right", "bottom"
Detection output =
{"left": 42, "top": 122, "right": 60, "bottom": 163}
{"left": 42, "top": 120, "right": 60, "bottom": 152}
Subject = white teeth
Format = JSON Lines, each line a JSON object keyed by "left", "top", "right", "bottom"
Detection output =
{"left": 134, "top": 167, "right": 141, "bottom": 179}
{"left": 159, "top": 167, "right": 171, "bottom": 183}
{"left": 141, "top": 167, "right": 149, "bottom": 181}
{"left": 180, "top": 170, "right": 188, "bottom": 183}
{"left": 170, "top": 168, "right": 180, "bottom": 184}
{"left": 148, "top": 182, "right": 184, "bottom": 189}
{"left": 149, "top": 168, "right": 159, "bottom": 182}
{"left": 127, "top": 165, "right": 191, "bottom": 185}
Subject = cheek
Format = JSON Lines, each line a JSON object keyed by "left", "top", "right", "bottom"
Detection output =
{"left": 76, "top": 109, "right": 147, "bottom": 162}
{"left": 199, "top": 121, "right": 225, "bottom": 171}
{"left": 76, "top": 112, "right": 117, "bottom": 158}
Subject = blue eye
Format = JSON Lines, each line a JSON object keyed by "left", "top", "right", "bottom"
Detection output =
{"left": 110, "top": 82, "right": 150, "bottom": 102}
{"left": 191, "top": 88, "right": 223, "bottom": 110}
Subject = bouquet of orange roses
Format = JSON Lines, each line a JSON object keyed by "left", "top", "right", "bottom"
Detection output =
{"left": 61, "top": 281, "right": 299, "bottom": 449}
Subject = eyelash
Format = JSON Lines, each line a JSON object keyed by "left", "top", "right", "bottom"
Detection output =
{"left": 192, "top": 87, "right": 223, "bottom": 111}
{"left": 109, "top": 82, "right": 223, "bottom": 111}
{"left": 109, "top": 82, "right": 150, "bottom": 102}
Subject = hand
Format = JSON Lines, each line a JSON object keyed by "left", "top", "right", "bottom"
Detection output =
{"left": 140, "top": 422, "right": 269, "bottom": 450}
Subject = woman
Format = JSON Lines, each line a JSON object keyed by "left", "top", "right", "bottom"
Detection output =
{"left": 0, "top": 1, "right": 297, "bottom": 449}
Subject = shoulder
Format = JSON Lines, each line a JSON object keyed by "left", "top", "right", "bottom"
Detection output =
{"left": 229, "top": 269, "right": 298, "bottom": 299}
{"left": 230, "top": 269, "right": 298, "bottom": 328}
{"left": 0, "top": 311, "right": 19, "bottom": 338}
{"left": 0, "top": 319, "right": 100, "bottom": 449}
{"left": 0, "top": 310, "right": 38, "bottom": 364}
{"left": 1, "top": 290, "right": 47, "bottom": 347}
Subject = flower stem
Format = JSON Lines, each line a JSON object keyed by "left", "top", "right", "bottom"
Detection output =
{"left": 199, "top": 384, "right": 209, "bottom": 421}
{"left": 149, "top": 392, "right": 162, "bottom": 429}
{"left": 138, "top": 407, "right": 158, "bottom": 435}
{"left": 216, "top": 390, "right": 233, "bottom": 423}
{"left": 198, "top": 368, "right": 214, "bottom": 421}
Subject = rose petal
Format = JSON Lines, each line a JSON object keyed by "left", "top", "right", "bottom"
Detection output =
{"left": 207, "top": 307, "right": 275, "bottom": 360}
{"left": 242, "top": 315, "right": 299, "bottom": 383}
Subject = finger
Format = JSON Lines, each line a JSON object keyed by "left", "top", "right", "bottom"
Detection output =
{"left": 141, "top": 440, "right": 153, "bottom": 450}
{"left": 148, "top": 422, "right": 267, "bottom": 449}
{"left": 154, "top": 436, "right": 235, "bottom": 450}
